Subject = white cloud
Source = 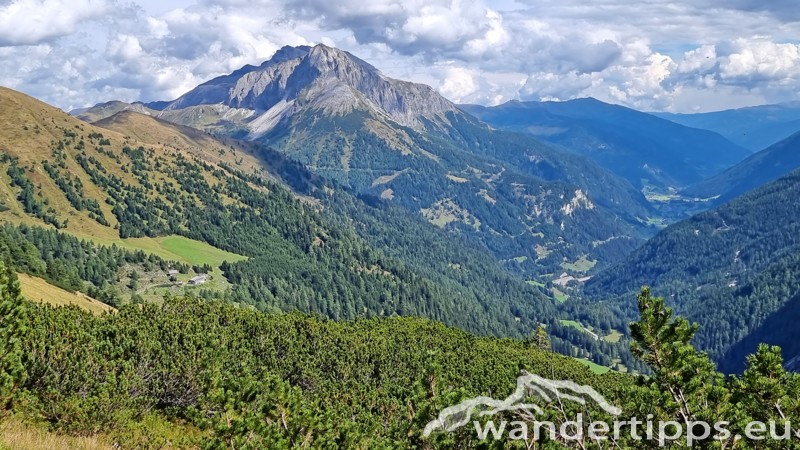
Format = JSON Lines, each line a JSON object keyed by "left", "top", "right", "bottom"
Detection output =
{"left": 0, "top": 0, "right": 110, "bottom": 46}
{"left": 4, "top": 0, "right": 800, "bottom": 112}
{"left": 436, "top": 66, "right": 479, "bottom": 103}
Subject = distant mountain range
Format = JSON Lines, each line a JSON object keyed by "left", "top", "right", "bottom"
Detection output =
{"left": 75, "top": 44, "right": 659, "bottom": 279}
{"left": 656, "top": 102, "right": 800, "bottom": 151}
{"left": 682, "top": 131, "right": 800, "bottom": 206}
{"left": 460, "top": 99, "right": 751, "bottom": 191}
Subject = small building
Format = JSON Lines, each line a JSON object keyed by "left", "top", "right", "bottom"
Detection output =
{"left": 188, "top": 274, "right": 207, "bottom": 285}
{"left": 168, "top": 270, "right": 179, "bottom": 276}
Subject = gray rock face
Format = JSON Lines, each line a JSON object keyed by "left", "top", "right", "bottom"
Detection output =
{"left": 163, "top": 44, "right": 456, "bottom": 130}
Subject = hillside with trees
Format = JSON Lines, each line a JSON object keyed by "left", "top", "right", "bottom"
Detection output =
{"left": 682, "top": 131, "right": 800, "bottom": 206}
{"left": 585, "top": 166, "right": 800, "bottom": 373}
{"left": 461, "top": 98, "right": 750, "bottom": 191}
{"left": 2, "top": 266, "right": 799, "bottom": 448}
{"left": 0, "top": 86, "right": 642, "bottom": 369}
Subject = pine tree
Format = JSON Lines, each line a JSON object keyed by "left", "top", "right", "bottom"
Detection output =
{"left": 628, "top": 287, "right": 732, "bottom": 448}
{"left": 0, "top": 262, "right": 26, "bottom": 414}
{"left": 534, "top": 325, "right": 550, "bottom": 351}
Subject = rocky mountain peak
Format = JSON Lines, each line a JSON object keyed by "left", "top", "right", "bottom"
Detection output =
{"left": 303, "top": 44, "right": 379, "bottom": 75}
{"left": 161, "top": 44, "right": 457, "bottom": 132}
{"left": 263, "top": 45, "right": 312, "bottom": 67}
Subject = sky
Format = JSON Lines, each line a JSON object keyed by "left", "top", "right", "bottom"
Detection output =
{"left": 3, "top": 0, "right": 800, "bottom": 113}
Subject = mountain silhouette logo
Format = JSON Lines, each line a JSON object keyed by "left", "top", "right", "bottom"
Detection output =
{"left": 423, "top": 370, "right": 622, "bottom": 437}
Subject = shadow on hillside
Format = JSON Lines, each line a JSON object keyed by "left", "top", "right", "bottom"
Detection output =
{"left": 720, "top": 292, "right": 800, "bottom": 374}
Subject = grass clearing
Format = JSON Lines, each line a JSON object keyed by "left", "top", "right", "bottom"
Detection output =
{"left": 603, "top": 329, "right": 624, "bottom": 343}
{"left": 560, "top": 319, "right": 584, "bottom": 332}
{"left": 158, "top": 236, "right": 247, "bottom": 266}
{"left": 371, "top": 170, "right": 403, "bottom": 187}
{"left": 446, "top": 174, "right": 468, "bottom": 183}
{"left": 560, "top": 255, "right": 597, "bottom": 272}
{"left": 513, "top": 256, "right": 528, "bottom": 263}
{"left": 18, "top": 273, "right": 113, "bottom": 315}
{"left": 526, "top": 280, "right": 545, "bottom": 287}
{"left": 0, "top": 419, "right": 115, "bottom": 450}
{"left": 552, "top": 287, "right": 569, "bottom": 303}
{"left": 574, "top": 358, "right": 611, "bottom": 375}
{"left": 83, "top": 235, "right": 247, "bottom": 266}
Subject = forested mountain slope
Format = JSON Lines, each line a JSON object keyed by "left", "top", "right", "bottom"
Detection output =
{"left": 682, "top": 131, "right": 800, "bottom": 205}
{"left": 657, "top": 101, "right": 800, "bottom": 151}
{"left": 80, "top": 45, "right": 657, "bottom": 277}
{"left": 96, "top": 108, "right": 645, "bottom": 365}
{"left": 585, "top": 167, "right": 800, "bottom": 372}
{"left": 1, "top": 86, "right": 644, "bottom": 366}
{"left": 7, "top": 280, "right": 800, "bottom": 448}
{"left": 461, "top": 99, "right": 750, "bottom": 191}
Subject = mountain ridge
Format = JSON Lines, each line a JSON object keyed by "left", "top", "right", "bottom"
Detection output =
{"left": 656, "top": 102, "right": 800, "bottom": 151}
{"left": 682, "top": 130, "right": 800, "bottom": 205}
{"left": 162, "top": 44, "right": 458, "bottom": 133}
{"left": 460, "top": 98, "right": 751, "bottom": 191}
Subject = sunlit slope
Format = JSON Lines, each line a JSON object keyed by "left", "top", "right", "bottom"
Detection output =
{"left": 0, "top": 86, "right": 256, "bottom": 243}
{"left": 18, "top": 272, "right": 114, "bottom": 315}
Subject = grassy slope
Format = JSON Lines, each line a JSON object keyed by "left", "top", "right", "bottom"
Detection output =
{"left": 0, "top": 416, "right": 202, "bottom": 450}
{"left": 574, "top": 358, "right": 611, "bottom": 374}
{"left": 83, "top": 235, "right": 247, "bottom": 267}
{"left": 561, "top": 255, "right": 597, "bottom": 272}
{"left": 0, "top": 419, "right": 115, "bottom": 450}
{"left": 0, "top": 87, "right": 257, "bottom": 308}
{"left": 603, "top": 329, "right": 623, "bottom": 343}
{"left": 18, "top": 273, "right": 114, "bottom": 315}
{"left": 91, "top": 110, "right": 319, "bottom": 201}
{"left": 560, "top": 319, "right": 585, "bottom": 332}
{"left": 0, "top": 88, "right": 253, "bottom": 261}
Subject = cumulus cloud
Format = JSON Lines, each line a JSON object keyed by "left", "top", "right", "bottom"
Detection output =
{"left": 0, "top": 0, "right": 110, "bottom": 46}
{"left": 436, "top": 66, "right": 479, "bottom": 103}
{"left": 4, "top": 0, "right": 800, "bottom": 112}
{"left": 282, "top": 0, "right": 510, "bottom": 60}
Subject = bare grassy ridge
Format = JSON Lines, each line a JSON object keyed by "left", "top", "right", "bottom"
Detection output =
{"left": 0, "top": 86, "right": 300, "bottom": 239}
{"left": 0, "top": 87, "right": 254, "bottom": 310}
{"left": 17, "top": 273, "right": 114, "bottom": 315}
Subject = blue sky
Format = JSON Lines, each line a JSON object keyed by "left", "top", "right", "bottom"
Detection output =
{"left": 2, "top": 0, "right": 800, "bottom": 113}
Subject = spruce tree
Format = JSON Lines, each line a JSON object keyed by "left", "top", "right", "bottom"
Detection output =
{"left": 0, "top": 262, "right": 26, "bottom": 414}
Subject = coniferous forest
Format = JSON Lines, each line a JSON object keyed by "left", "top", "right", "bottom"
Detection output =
{"left": 3, "top": 265, "right": 800, "bottom": 448}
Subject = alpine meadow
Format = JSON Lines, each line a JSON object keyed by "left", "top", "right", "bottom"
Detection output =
{"left": 3, "top": 1, "right": 800, "bottom": 448}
